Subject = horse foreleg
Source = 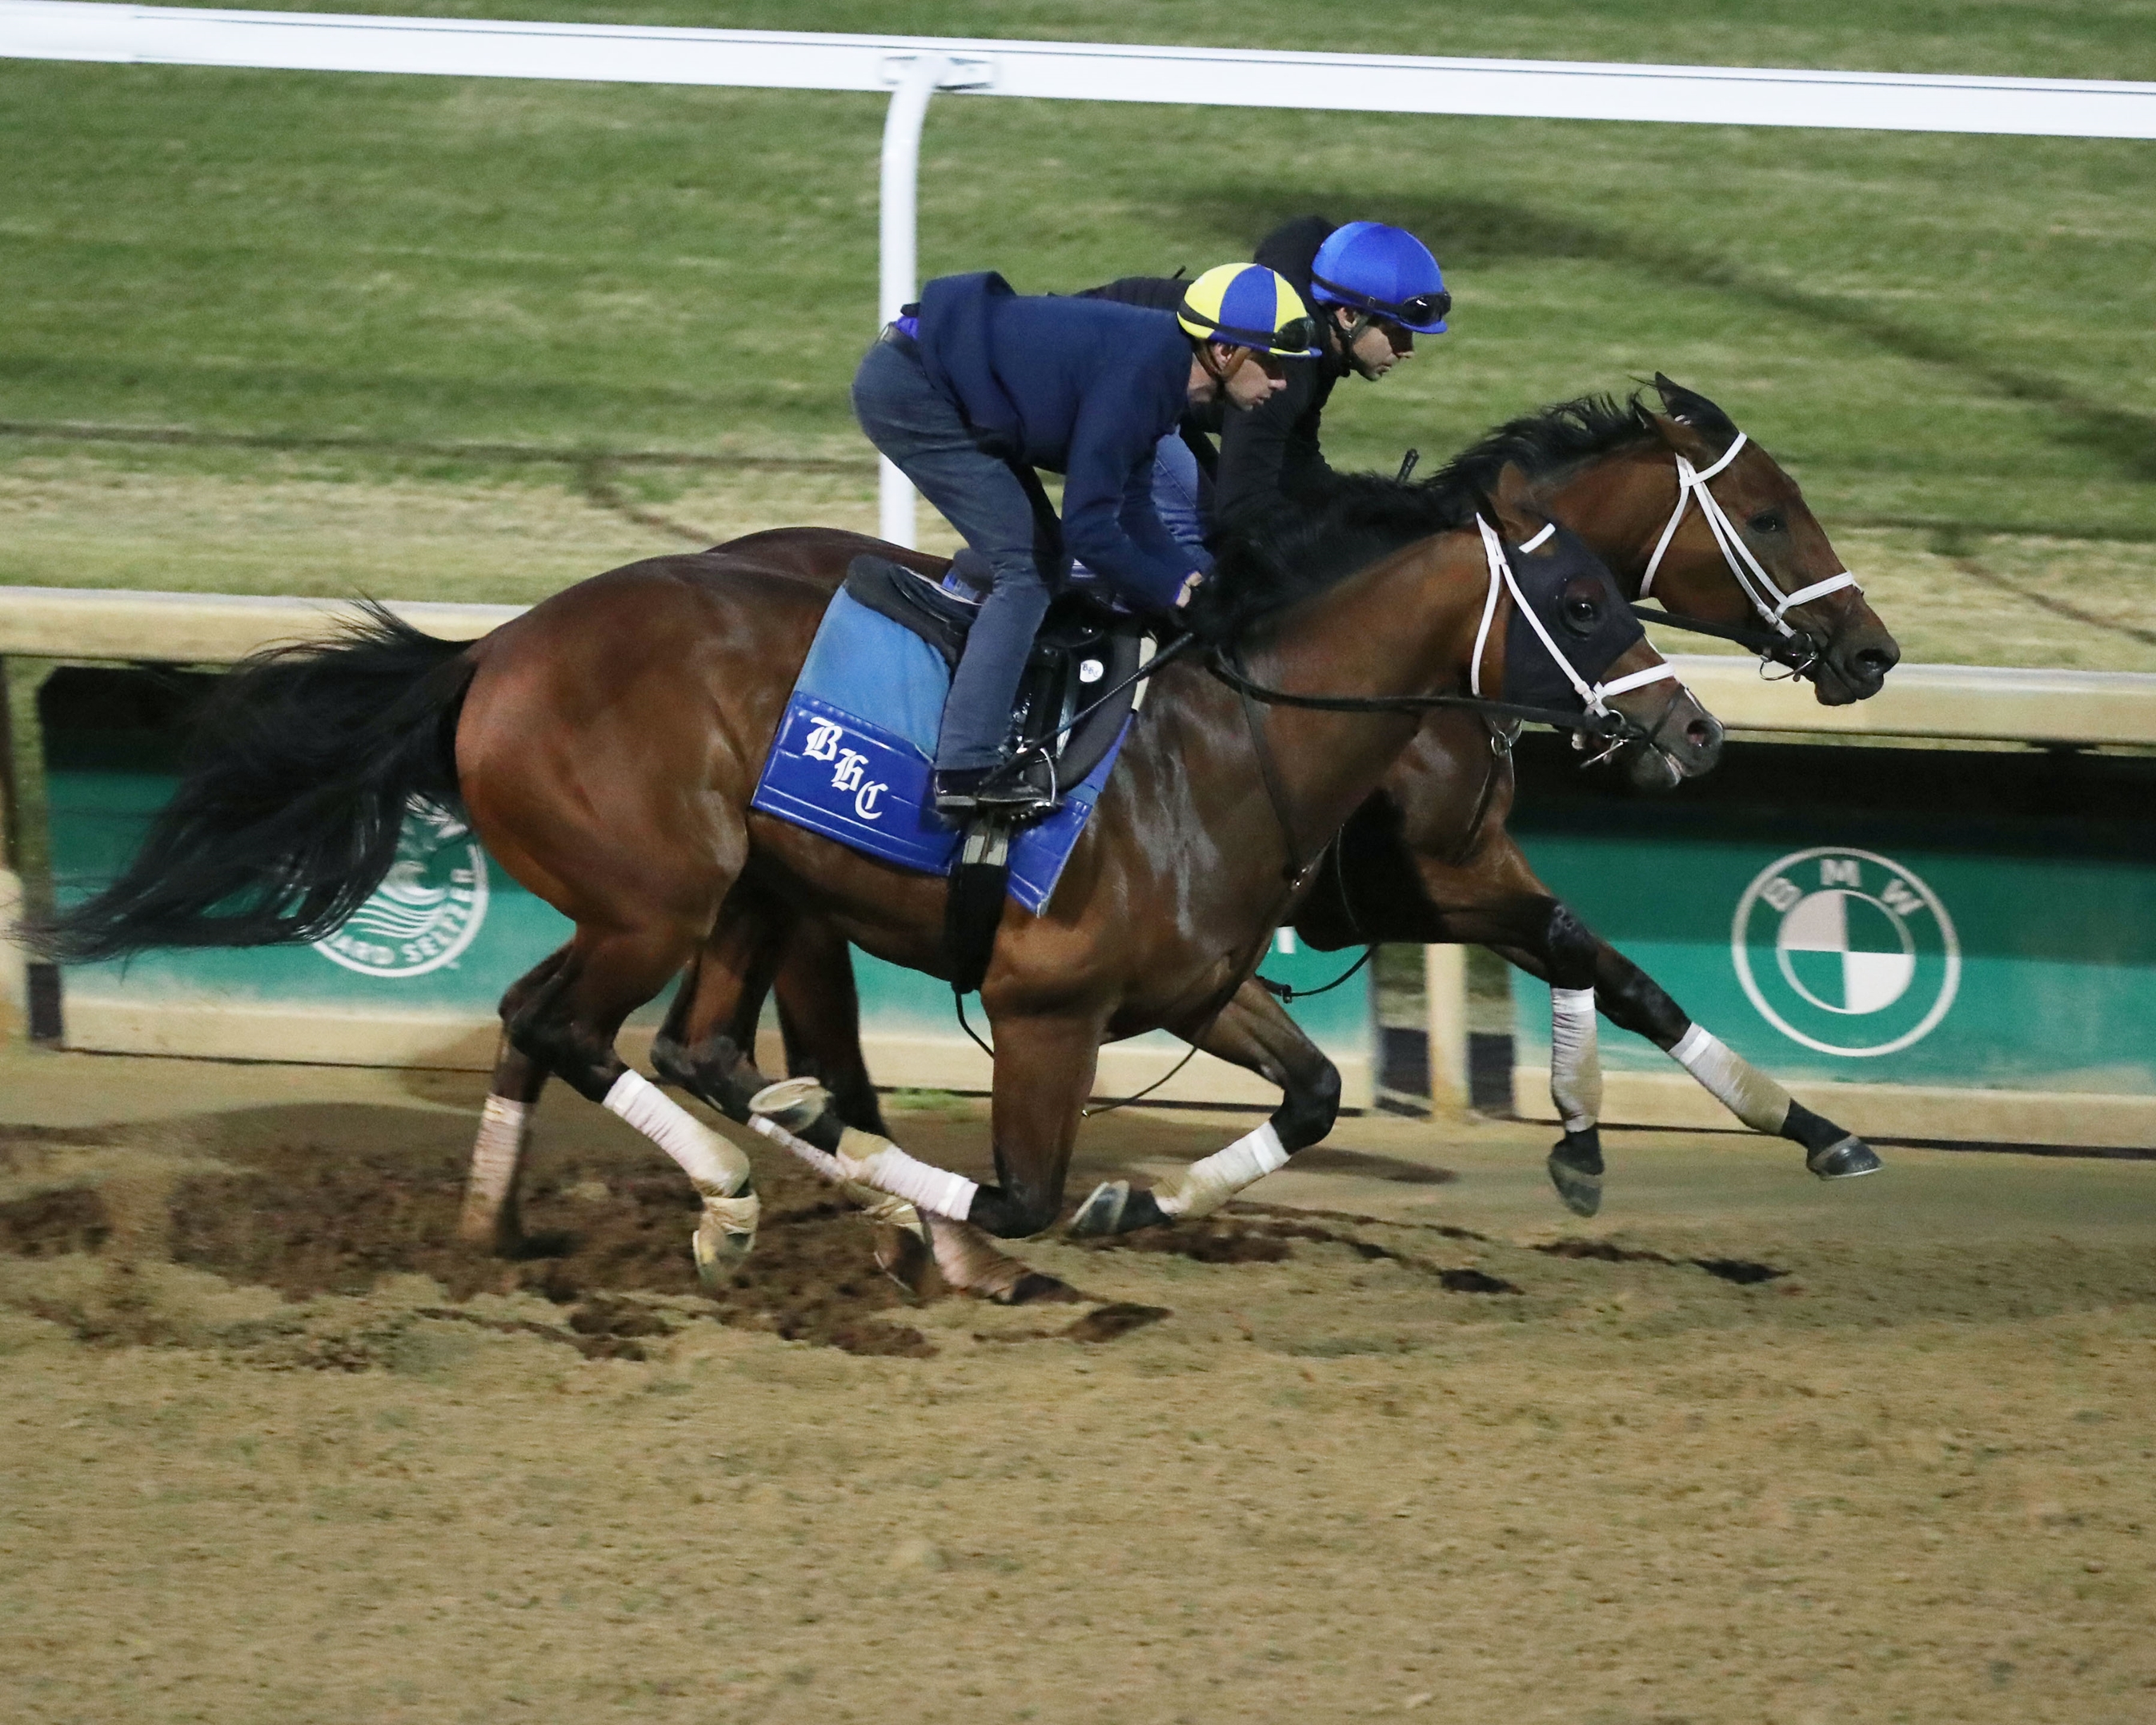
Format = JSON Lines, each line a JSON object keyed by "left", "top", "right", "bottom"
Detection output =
{"left": 1586, "top": 938, "right": 1881, "bottom": 1181}
{"left": 638, "top": 907, "right": 938, "bottom": 1290}
{"left": 779, "top": 1009, "right": 1097, "bottom": 1303}
{"left": 1470, "top": 898, "right": 1605, "bottom": 1216}
{"left": 459, "top": 944, "right": 570, "bottom": 1254}
{"left": 1069, "top": 981, "right": 1340, "bottom": 1236}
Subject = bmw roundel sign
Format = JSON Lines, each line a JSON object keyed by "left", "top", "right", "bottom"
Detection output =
{"left": 1731, "top": 846, "right": 1961, "bottom": 1058}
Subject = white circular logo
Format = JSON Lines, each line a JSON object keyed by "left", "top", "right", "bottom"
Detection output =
{"left": 1731, "top": 846, "right": 1959, "bottom": 1057}
{"left": 315, "top": 802, "right": 489, "bottom": 978}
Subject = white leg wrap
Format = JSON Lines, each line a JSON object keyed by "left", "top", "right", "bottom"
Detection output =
{"left": 466, "top": 1095, "right": 528, "bottom": 1214}
{"left": 835, "top": 1128, "right": 979, "bottom": 1223}
{"left": 1156, "top": 1121, "right": 1288, "bottom": 1221}
{"left": 748, "top": 1112, "right": 842, "bottom": 1181}
{"left": 747, "top": 1114, "right": 925, "bottom": 1238}
{"left": 1670, "top": 1025, "right": 1793, "bottom": 1136}
{"left": 1549, "top": 987, "right": 1602, "bottom": 1135}
{"left": 603, "top": 1069, "right": 751, "bottom": 1198}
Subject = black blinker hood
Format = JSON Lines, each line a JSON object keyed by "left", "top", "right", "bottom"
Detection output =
{"left": 1498, "top": 522, "right": 1650, "bottom": 716}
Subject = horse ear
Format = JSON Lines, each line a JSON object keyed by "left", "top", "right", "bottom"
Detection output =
{"left": 1485, "top": 461, "right": 1547, "bottom": 542}
{"left": 1648, "top": 408, "right": 1721, "bottom": 464}
{"left": 1650, "top": 373, "right": 1741, "bottom": 454}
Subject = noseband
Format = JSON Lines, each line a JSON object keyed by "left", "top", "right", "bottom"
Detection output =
{"left": 1635, "top": 432, "right": 1861, "bottom": 673}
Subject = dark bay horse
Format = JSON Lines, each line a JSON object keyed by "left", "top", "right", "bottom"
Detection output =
{"left": 31, "top": 467, "right": 1721, "bottom": 1296}
{"left": 455, "top": 375, "right": 1894, "bottom": 1262}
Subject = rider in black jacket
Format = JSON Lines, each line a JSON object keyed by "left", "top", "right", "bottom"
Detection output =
{"left": 1080, "top": 216, "right": 1449, "bottom": 557}
{"left": 1217, "top": 215, "right": 1450, "bottom": 541}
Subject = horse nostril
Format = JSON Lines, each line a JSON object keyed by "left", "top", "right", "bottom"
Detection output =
{"left": 1685, "top": 717, "right": 1717, "bottom": 750}
{"left": 1853, "top": 644, "right": 1899, "bottom": 677}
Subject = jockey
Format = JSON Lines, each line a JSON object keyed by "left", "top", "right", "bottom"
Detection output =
{"left": 852, "top": 263, "right": 1318, "bottom": 820}
{"left": 1076, "top": 217, "right": 1449, "bottom": 560}
{"left": 1216, "top": 217, "right": 1449, "bottom": 541}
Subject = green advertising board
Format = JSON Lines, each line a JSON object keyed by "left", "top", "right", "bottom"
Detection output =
{"left": 1502, "top": 736, "right": 2156, "bottom": 1108}
{"left": 45, "top": 734, "right": 1371, "bottom": 1098}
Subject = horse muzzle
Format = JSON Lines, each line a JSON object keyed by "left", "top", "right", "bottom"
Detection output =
{"left": 1811, "top": 619, "right": 1902, "bottom": 706}
{"left": 1625, "top": 687, "right": 1724, "bottom": 789}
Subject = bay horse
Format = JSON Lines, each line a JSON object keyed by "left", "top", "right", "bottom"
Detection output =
{"left": 30, "top": 467, "right": 1719, "bottom": 1298}
{"left": 451, "top": 375, "right": 1894, "bottom": 1266}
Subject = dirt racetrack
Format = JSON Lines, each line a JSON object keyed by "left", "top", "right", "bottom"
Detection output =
{"left": 2, "top": 1044, "right": 2152, "bottom": 1724}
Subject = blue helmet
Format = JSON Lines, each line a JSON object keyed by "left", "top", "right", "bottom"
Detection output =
{"left": 1308, "top": 222, "right": 1449, "bottom": 334}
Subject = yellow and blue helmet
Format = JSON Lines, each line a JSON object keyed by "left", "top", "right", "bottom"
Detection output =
{"left": 1176, "top": 264, "right": 1323, "bottom": 357}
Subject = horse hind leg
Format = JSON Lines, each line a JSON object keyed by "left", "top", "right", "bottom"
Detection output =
{"left": 1070, "top": 982, "right": 1341, "bottom": 1238}
{"left": 507, "top": 925, "right": 760, "bottom": 1286}
{"left": 459, "top": 944, "right": 569, "bottom": 1254}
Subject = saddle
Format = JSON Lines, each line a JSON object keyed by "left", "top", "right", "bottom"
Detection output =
{"left": 840, "top": 553, "right": 1145, "bottom": 796}
{"left": 842, "top": 553, "right": 1150, "bottom": 992}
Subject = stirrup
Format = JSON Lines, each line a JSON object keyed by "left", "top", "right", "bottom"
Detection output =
{"left": 933, "top": 762, "right": 1056, "bottom": 821}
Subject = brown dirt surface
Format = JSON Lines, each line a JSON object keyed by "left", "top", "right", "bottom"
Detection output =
{"left": 2, "top": 1046, "right": 2154, "bottom": 1723}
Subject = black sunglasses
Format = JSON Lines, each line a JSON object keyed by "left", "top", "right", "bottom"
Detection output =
{"left": 1389, "top": 290, "right": 1451, "bottom": 326}
{"left": 1312, "top": 273, "right": 1451, "bottom": 328}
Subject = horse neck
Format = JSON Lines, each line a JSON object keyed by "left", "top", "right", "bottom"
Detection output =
{"left": 1541, "top": 445, "right": 1676, "bottom": 596}
{"left": 1218, "top": 536, "right": 1492, "bottom": 850}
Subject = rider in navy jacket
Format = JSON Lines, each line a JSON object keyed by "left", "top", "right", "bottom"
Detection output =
{"left": 853, "top": 264, "right": 1314, "bottom": 818}
{"left": 914, "top": 271, "right": 1199, "bottom": 612}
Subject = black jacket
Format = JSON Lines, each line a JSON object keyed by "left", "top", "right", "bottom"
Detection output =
{"left": 1213, "top": 215, "right": 1351, "bottom": 539}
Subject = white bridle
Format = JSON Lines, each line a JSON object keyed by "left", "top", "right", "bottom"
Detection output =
{"left": 1472, "top": 517, "right": 1680, "bottom": 719}
{"left": 1637, "top": 432, "right": 1859, "bottom": 640}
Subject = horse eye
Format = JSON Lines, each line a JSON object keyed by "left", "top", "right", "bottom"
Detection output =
{"left": 1563, "top": 596, "right": 1600, "bottom": 631}
{"left": 1750, "top": 511, "right": 1785, "bottom": 534}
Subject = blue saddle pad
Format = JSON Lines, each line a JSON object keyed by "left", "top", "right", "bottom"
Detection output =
{"left": 751, "top": 590, "right": 1128, "bottom": 915}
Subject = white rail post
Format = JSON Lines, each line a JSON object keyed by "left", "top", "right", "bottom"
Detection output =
{"left": 1425, "top": 943, "right": 1469, "bottom": 1116}
{"left": 876, "top": 51, "right": 992, "bottom": 549}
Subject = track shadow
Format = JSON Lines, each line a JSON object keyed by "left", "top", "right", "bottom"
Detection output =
{"left": 1166, "top": 187, "right": 2156, "bottom": 493}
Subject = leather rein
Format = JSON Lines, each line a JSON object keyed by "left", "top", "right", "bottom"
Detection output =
{"left": 1212, "top": 515, "right": 1689, "bottom": 889}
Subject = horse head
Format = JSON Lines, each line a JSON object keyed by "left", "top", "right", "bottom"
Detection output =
{"left": 1485, "top": 463, "right": 1724, "bottom": 790}
{"left": 1645, "top": 375, "right": 1901, "bottom": 705}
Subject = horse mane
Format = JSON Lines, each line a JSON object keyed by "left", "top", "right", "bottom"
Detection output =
{"left": 1192, "top": 377, "right": 1737, "bottom": 642}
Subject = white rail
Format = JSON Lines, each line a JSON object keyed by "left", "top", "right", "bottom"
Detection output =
{"left": 8, "top": 2, "right": 2156, "bottom": 544}
{"left": 8, "top": 3, "right": 2154, "bottom": 137}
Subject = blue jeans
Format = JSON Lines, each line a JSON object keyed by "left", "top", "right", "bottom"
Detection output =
{"left": 1147, "top": 431, "right": 1215, "bottom": 570}
{"left": 852, "top": 333, "right": 1064, "bottom": 773}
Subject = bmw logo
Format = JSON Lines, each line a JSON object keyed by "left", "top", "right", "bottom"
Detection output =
{"left": 1731, "top": 846, "right": 1960, "bottom": 1057}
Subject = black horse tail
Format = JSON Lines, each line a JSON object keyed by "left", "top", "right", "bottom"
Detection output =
{"left": 28, "top": 601, "right": 479, "bottom": 965}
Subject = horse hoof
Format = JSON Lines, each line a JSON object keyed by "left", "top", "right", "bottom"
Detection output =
{"left": 1808, "top": 1134, "right": 1882, "bottom": 1180}
{"left": 1068, "top": 1179, "right": 1131, "bottom": 1237}
{"left": 1068, "top": 1181, "right": 1172, "bottom": 1237}
{"left": 750, "top": 1077, "right": 832, "bottom": 1133}
{"left": 1546, "top": 1129, "right": 1605, "bottom": 1218}
{"left": 872, "top": 1222, "right": 936, "bottom": 1298}
{"left": 691, "top": 1188, "right": 760, "bottom": 1288}
{"left": 1546, "top": 1153, "right": 1604, "bottom": 1218}
{"left": 996, "top": 1271, "right": 1085, "bottom": 1307}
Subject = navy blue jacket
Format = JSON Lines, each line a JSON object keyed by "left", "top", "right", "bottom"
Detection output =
{"left": 915, "top": 271, "right": 1200, "bottom": 612}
